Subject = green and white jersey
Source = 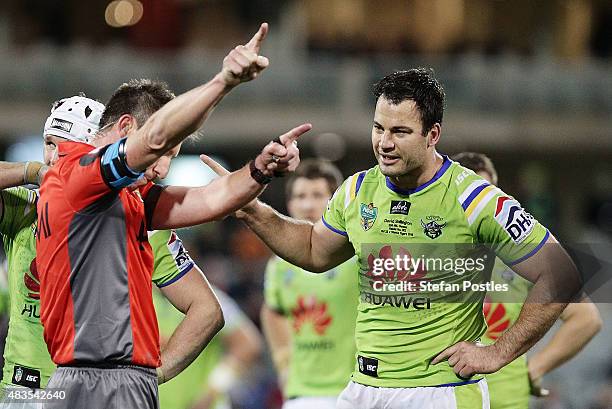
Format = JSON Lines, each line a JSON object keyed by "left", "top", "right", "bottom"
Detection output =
{"left": 156, "top": 284, "right": 247, "bottom": 409}
{"left": 0, "top": 187, "right": 49, "bottom": 389}
{"left": 483, "top": 259, "right": 532, "bottom": 409}
{"left": 264, "top": 256, "right": 358, "bottom": 398}
{"left": 0, "top": 188, "right": 190, "bottom": 390}
{"left": 322, "top": 156, "right": 549, "bottom": 388}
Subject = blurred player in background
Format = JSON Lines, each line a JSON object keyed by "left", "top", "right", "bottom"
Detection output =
{"left": 452, "top": 152, "right": 601, "bottom": 409}
{"left": 229, "top": 69, "right": 581, "bottom": 409}
{"left": 153, "top": 258, "right": 262, "bottom": 409}
{"left": 0, "top": 95, "right": 224, "bottom": 409}
{"left": 261, "top": 159, "right": 358, "bottom": 409}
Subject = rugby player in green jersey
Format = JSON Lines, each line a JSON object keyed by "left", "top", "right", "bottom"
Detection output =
{"left": 261, "top": 160, "right": 359, "bottom": 409}
{"left": 153, "top": 268, "right": 262, "bottom": 409}
{"left": 224, "top": 69, "right": 581, "bottom": 408}
{"left": 0, "top": 95, "right": 224, "bottom": 407}
{"left": 453, "top": 152, "right": 601, "bottom": 409}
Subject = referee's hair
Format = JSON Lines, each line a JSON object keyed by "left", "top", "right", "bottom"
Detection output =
{"left": 286, "top": 159, "right": 344, "bottom": 198}
{"left": 100, "top": 79, "right": 175, "bottom": 129}
{"left": 452, "top": 152, "right": 499, "bottom": 185}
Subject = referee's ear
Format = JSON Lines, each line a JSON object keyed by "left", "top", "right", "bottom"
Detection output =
{"left": 116, "top": 114, "right": 136, "bottom": 138}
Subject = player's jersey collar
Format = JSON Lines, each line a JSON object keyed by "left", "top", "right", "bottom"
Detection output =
{"left": 384, "top": 154, "right": 451, "bottom": 196}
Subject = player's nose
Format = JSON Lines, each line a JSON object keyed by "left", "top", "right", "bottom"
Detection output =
{"left": 379, "top": 132, "right": 394, "bottom": 150}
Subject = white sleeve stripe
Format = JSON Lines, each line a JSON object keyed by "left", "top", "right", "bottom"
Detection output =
{"left": 467, "top": 187, "right": 502, "bottom": 225}
{"left": 344, "top": 175, "right": 355, "bottom": 209}
{"left": 458, "top": 180, "right": 489, "bottom": 204}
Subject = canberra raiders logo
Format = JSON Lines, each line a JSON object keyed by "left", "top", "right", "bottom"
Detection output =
{"left": 360, "top": 203, "right": 378, "bottom": 231}
{"left": 14, "top": 367, "right": 23, "bottom": 383}
{"left": 421, "top": 218, "right": 447, "bottom": 239}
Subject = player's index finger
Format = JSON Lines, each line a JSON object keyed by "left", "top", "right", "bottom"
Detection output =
{"left": 431, "top": 345, "right": 456, "bottom": 365}
{"left": 245, "top": 22, "right": 269, "bottom": 53}
{"left": 199, "top": 154, "right": 230, "bottom": 175}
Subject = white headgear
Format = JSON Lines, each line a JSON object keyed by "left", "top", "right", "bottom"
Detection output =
{"left": 43, "top": 96, "right": 105, "bottom": 142}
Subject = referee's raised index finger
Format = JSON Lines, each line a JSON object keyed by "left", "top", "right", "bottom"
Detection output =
{"left": 245, "top": 23, "right": 269, "bottom": 53}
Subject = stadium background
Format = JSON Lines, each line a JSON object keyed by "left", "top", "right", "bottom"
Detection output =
{"left": 0, "top": 0, "right": 611, "bottom": 408}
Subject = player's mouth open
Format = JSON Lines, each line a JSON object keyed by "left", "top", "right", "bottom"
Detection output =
{"left": 380, "top": 154, "right": 400, "bottom": 165}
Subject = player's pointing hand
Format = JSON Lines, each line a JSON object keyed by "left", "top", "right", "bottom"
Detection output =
{"left": 221, "top": 23, "right": 270, "bottom": 87}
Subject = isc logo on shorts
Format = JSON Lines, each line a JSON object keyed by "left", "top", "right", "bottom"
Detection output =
{"left": 494, "top": 197, "right": 535, "bottom": 244}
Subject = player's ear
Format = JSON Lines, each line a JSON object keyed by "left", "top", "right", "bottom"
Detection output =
{"left": 426, "top": 123, "right": 442, "bottom": 147}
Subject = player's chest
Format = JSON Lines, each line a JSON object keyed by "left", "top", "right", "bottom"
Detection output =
{"left": 345, "top": 196, "right": 470, "bottom": 244}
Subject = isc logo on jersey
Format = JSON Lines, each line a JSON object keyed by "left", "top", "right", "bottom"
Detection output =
{"left": 494, "top": 196, "right": 535, "bottom": 243}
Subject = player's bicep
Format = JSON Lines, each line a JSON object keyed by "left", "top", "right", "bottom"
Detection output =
{"left": 159, "top": 266, "right": 218, "bottom": 315}
{"left": 510, "top": 234, "right": 581, "bottom": 301}
{"left": 311, "top": 218, "right": 354, "bottom": 272}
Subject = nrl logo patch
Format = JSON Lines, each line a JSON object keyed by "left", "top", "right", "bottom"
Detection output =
{"left": 421, "top": 218, "right": 447, "bottom": 239}
{"left": 360, "top": 203, "right": 378, "bottom": 231}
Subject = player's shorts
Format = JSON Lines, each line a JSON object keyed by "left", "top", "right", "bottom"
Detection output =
{"left": 45, "top": 365, "right": 158, "bottom": 409}
{"left": 282, "top": 396, "right": 337, "bottom": 409}
{"left": 336, "top": 379, "right": 490, "bottom": 409}
{"left": 486, "top": 372, "right": 529, "bottom": 409}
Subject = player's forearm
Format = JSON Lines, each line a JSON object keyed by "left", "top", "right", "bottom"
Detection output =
{"left": 127, "top": 74, "right": 232, "bottom": 171}
{"left": 261, "top": 306, "right": 291, "bottom": 375}
{"left": 241, "top": 201, "right": 324, "bottom": 272}
{"left": 151, "top": 165, "right": 264, "bottom": 229}
{"left": 528, "top": 302, "right": 601, "bottom": 379}
{"left": 0, "top": 161, "right": 46, "bottom": 189}
{"left": 493, "top": 300, "right": 567, "bottom": 367}
{"left": 494, "top": 237, "right": 583, "bottom": 367}
{"left": 159, "top": 298, "right": 224, "bottom": 382}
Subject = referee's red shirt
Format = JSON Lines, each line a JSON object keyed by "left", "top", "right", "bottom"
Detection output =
{"left": 36, "top": 141, "right": 161, "bottom": 368}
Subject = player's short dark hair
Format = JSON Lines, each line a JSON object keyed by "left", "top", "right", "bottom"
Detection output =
{"left": 99, "top": 79, "right": 175, "bottom": 129}
{"left": 373, "top": 68, "right": 445, "bottom": 136}
{"left": 452, "top": 152, "right": 498, "bottom": 185}
{"left": 285, "top": 159, "right": 344, "bottom": 198}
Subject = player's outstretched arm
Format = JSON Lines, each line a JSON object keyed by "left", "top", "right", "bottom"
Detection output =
{"left": 199, "top": 154, "right": 354, "bottom": 272}
{"left": 150, "top": 124, "right": 311, "bottom": 230}
{"left": 0, "top": 161, "right": 47, "bottom": 190}
{"left": 157, "top": 265, "right": 224, "bottom": 383}
{"left": 433, "top": 235, "right": 582, "bottom": 378}
{"left": 241, "top": 202, "right": 354, "bottom": 272}
{"left": 526, "top": 299, "right": 601, "bottom": 395}
{"left": 124, "top": 23, "right": 270, "bottom": 172}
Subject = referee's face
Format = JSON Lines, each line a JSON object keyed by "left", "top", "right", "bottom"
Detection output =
{"left": 372, "top": 97, "right": 429, "bottom": 179}
{"left": 143, "top": 143, "right": 182, "bottom": 183}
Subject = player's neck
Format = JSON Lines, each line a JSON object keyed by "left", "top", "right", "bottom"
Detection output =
{"left": 389, "top": 153, "right": 443, "bottom": 190}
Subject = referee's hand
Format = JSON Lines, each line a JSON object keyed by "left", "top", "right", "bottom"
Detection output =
{"left": 254, "top": 123, "right": 312, "bottom": 177}
{"left": 220, "top": 23, "right": 269, "bottom": 86}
